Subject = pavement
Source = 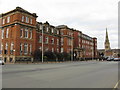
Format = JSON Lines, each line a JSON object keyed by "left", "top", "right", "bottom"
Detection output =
{"left": 2, "top": 61, "right": 119, "bottom": 88}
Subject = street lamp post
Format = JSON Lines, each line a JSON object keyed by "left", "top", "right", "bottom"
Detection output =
{"left": 42, "top": 25, "right": 44, "bottom": 63}
{"left": 13, "top": 49, "right": 15, "bottom": 63}
{"left": 92, "top": 46, "right": 94, "bottom": 60}
{"left": 71, "top": 39, "right": 73, "bottom": 61}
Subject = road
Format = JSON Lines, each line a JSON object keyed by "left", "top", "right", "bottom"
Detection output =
{"left": 2, "top": 61, "right": 119, "bottom": 88}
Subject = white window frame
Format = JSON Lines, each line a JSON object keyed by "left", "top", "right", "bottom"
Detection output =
{"left": 57, "top": 30, "right": 59, "bottom": 34}
{"left": 26, "top": 17, "right": 29, "bottom": 23}
{"left": 57, "top": 39, "right": 59, "bottom": 45}
{"left": 10, "top": 42, "right": 14, "bottom": 54}
{"left": 22, "top": 16, "right": 24, "bottom": 22}
{"left": 7, "top": 16, "right": 10, "bottom": 23}
{"left": 20, "top": 28, "right": 23, "bottom": 38}
{"left": 61, "top": 38, "right": 63, "bottom": 45}
{"left": 30, "top": 44, "right": 32, "bottom": 55}
{"left": 57, "top": 48, "right": 59, "bottom": 52}
{"left": 1, "top": 43, "right": 3, "bottom": 51}
{"left": 46, "top": 27, "right": 49, "bottom": 32}
{"left": 5, "top": 43, "right": 8, "bottom": 50}
{"left": 24, "top": 43, "right": 28, "bottom": 55}
{"left": 40, "top": 25, "right": 42, "bottom": 30}
{"left": 5, "top": 43, "right": 8, "bottom": 54}
{"left": 51, "top": 28, "right": 54, "bottom": 33}
{"left": 39, "top": 35, "right": 42, "bottom": 43}
{"left": 6, "top": 28, "right": 9, "bottom": 38}
{"left": 45, "top": 36, "right": 49, "bottom": 44}
{"left": 0, "top": 43, "right": 3, "bottom": 54}
{"left": 52, "top": 48, "right": 54, "bottom": 52}
{"left": 10, "top": 42, "right": 14, "bottom": 50}
{"left": 61, "top": 48, "right": 63, "bottom": 53}
{"left": 30, "top": 19, "right": 32, "bottom": 24}
{"left": 51, "top": 38, "right": 54, "bottom": 44}
{"left": 2, "top": 29, "right": 4, "bottom": 39}
{"left": 25, "top": 28, "right": 28, "bottom": 38}
{"left": 20, "top": 43, "right": 23, "bottom": 55}
{"left": 68, "top": 39, "right": 71, "bottom": 46}
{"left": 2, "top": 18, "right": 5, "bottom": 24}
{"left": 61, "top": 31, "right": 63, "bottom": 35}
{"left": 30, "top": 30, "right": 32, "bottom": 39}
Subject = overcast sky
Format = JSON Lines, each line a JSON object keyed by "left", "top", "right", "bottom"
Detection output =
{"left": 0, "top": 0, "right": 118, "bottom": 49}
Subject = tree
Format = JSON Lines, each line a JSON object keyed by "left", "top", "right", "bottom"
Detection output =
{"left": 118, "top": 54, "right": 120, "bottom": 57}
{"left": 54, "top": 52, "right": 63, "bottom": 61}
{"left": 44, "top": 51, "right": 56, "bottom": 61}
{"left": 62, "top": 52, "right": 70, "bottom": 61}
{"left": 32, "top": 49, "right": 42, "bottom": 62}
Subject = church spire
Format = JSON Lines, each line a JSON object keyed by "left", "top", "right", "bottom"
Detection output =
{"left": 105, "top": 28, "right": 110, "bottom": 51}
{"left": 105, "top": 28, "right": 109, "bottom": 42}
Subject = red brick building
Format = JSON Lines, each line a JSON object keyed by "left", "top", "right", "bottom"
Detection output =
{"left": 0, "top": 7, "right": 37, "bottom": 63}
{"left": 56, "top": 25, "right": 74, "bottom": 53}
{"left": 0, "top": 7, "right": 98, "bottom": 63}
{"left": 73, "top": 30, "right": 97, "bottom": 60}
{"left": 36, "top": 21, "right": 61, "bottom": 53}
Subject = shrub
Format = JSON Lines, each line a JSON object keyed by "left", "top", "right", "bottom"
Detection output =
{"left": 44, "top": 51, "right": 56, "bottom": 61}
{"left": 32, "top": 49, "right": 42, "bottom": 62}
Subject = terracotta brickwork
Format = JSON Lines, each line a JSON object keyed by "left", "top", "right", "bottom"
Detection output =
{"left": 0, "top": 7, "right": 98, "bottom": 63}
{"left": 0, "top": 7, "right": 37, "bottom": 63}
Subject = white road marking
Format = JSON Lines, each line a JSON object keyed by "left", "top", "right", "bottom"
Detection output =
{"left": 113, "top": 80, "right": 120, "bottom": 90}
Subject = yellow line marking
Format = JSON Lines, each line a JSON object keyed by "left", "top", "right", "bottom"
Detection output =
{"left": 113, "top": 80, "right": 120, "bottom": 90}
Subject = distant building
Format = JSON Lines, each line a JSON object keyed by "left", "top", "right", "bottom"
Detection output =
{"left": 104, "top": 28, "right": 113, "bottom": 57}
{"left": 98, "top": 28, "right": 119, "bottom": 58}
{"left": 105, "top": 28, "right": 111, "bottom": 51}
{"left": 73, "top": 30, "right": 97, "bottom": 60}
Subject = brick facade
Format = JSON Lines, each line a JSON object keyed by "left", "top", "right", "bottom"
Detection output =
{"left": 0, "top": 7, "right": 37, "bottom": 63}
{"left": 0, "top": 7, "right": 98, "bottom": 63}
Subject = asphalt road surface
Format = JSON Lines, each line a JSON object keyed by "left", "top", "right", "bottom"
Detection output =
{"left": 2, "top": 61, "right": 119, "bottom": 88}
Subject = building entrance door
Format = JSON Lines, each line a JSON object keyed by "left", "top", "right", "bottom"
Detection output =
{"left": 10, "top": 58, "right": 13, "bottom": 62}
{"left": 4, "top": 58, "right": 7, "bottom": 63}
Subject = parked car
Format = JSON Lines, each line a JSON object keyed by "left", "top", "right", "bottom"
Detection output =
{"left": 107, "top": 57, "right": 114, "bottom": 61}
{"left": 114, "top": 58, "right": 120, "bottom": 61}
{"left": 0, "top": 60, "right": 4, "bottom": 65}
